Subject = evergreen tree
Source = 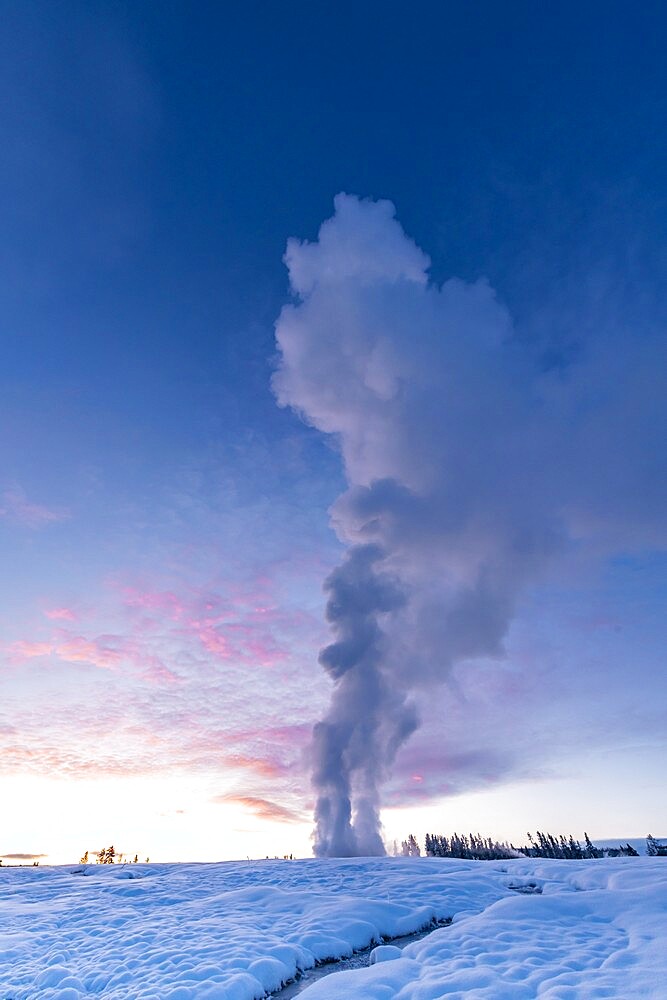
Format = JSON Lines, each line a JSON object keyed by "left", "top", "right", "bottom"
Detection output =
{"left": 401, "top": 834, "right": 421, "bottom": 856}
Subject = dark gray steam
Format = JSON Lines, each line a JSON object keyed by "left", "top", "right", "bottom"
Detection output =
{"left": 272, "top": 194, "right": 667, "bottom": 857}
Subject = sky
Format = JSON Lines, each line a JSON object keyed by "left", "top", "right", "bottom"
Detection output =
{"left": 1, "top": 0, "right": 666, "bottom": 864}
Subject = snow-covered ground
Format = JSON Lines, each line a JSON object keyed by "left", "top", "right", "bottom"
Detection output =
{"left": 1, "top": 856, "right": 666, "bottom": 998}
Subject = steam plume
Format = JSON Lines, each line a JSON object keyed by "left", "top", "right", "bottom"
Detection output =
{"left": 273, "top": 194, "right": 667, "bottom": 856}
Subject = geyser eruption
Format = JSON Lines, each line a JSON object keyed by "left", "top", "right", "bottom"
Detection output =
{"left": 272, "top": 193, "right": 527, "bottom": 856}
{"left": 312, "top": 543, "right": 417, "bottom": 857}
{"left": 272, "top": 193, "right": 667, "bottom": 856}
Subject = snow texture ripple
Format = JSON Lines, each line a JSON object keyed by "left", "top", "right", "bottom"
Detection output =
{"left": 0, "top": 856, "right": 665, "bottom": 998}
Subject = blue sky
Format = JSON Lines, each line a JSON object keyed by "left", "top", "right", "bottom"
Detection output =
{"left": 1, "top": 1, "right": 666, "bottom": 862}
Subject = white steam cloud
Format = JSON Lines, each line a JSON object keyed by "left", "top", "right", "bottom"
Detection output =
{"left": 273, "top": 194, "right": 667, "bottom": 857}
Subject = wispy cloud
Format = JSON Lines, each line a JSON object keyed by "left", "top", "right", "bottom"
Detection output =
{"left": 0, "top": 564, "right": 329, "bottom": 806}
{"left": 55, "top": 636, "right": 124, "bottom": 671}
{"left": 43, "top": 607, "right": 77, "bottom": 622}
{"left": 213, "top": 795, "right": 306, "bottom": 824}
{"left": 122, "top": 588, "right": 185, "bottom": 620}
{"left": 1, "top": 853, "right": 47, "bottom": 860}
{"left": 122, "top": 583, "right": 305, "bottom": 669}
{"left": 7, "top": 635, "right": 122, "bottom": 672}
{"left": 0, "top": 741, "right": 154, "bottom": 778}
{"left": 7, "top": 640, "right": 54, "bottom": 660}
{"left": 7, "top": 632, "right": 179, "bottom": 684}
{"left": 0, "top": 487, "right": 68, "bottom": 528}
{"left": 220, "top": 753, "right": 290, "bottom": 779}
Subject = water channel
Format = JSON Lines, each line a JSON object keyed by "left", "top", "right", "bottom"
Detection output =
{"left": 271, "top": 918, "right": 452, "bottom": 999}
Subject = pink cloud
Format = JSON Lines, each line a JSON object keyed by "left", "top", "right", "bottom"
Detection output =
{"left": 213, "top": 795, "right": 306, "bottom": 824}
{"left": 0, "top": 568, "right": 326, "bottom": 793}
{"left": 0, "top": 742, "right": 153, "bottom": 778}
{"left": 7, "top": 631, "right": 179, "bottom": 685}
{"left": 195, "top": 624, "right": 231, "bottom": 658}
{"left": 0, "top": 688, "right": 311, "bottom": 792}
{"left": 55, "top": 636, "right": 123, "bottom": 671}
{"left": 0, "top": 487, "right": 68, "bottom": 528}
{"left": 122, "top": 587, "right": 186, "bottom": 620}
{"left": 263, "top": 723, "right": 312, "bottom": 746}
{"left": 58, "top": 635, "right": 180, "bottom": 684}
{"left": 222, "top": 753, "right": 290, "bottom": 779}
{"left": 43, "top": 607, "right": 77, "bottom": 622}
{"left": 130, "top": 650, "right": 180, "bottom": 685}
{"left": 164, "top": 721, "right": 297, "bottom": 779}
{"left": 119, "top": 584, "right": 293, "bottom": 667}
{"left": 182, "top": 608, "right": 290, "bottom": 667}
{"left": 108, "top": 571, "right": 329, "bottom": 680}
{"left": 7, "top": 640, "right": 54, "bottom": 660}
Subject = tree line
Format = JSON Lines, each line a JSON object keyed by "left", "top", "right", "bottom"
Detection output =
{"left": 397, "top": 831, "right": 664, "bottom": 860}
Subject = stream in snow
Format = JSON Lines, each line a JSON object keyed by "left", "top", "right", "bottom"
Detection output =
{"left": 272, "top": 919, "right": 452, "bottom": 999}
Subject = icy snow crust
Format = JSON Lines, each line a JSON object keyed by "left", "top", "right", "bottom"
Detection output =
{"left": 1, "top": 857, "right": 666, "bottom": 999}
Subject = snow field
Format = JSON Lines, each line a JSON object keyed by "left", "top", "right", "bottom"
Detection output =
{"left": 0, "top": 856, "right": 665, "bottom": 999}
